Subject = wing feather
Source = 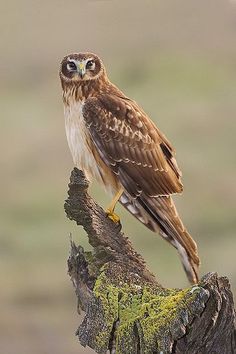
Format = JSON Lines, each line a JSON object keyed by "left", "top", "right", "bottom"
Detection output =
{"left": 83, "top": 94, "right": 183, "bottom": 197}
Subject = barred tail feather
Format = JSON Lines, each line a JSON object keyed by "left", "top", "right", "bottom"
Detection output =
{"left": 119, "top": 192, "right": 200, "bottom": 284}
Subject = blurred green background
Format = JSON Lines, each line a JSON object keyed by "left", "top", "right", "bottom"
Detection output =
{"left": 0, "top": 1, "right": 235, "bottom": 353}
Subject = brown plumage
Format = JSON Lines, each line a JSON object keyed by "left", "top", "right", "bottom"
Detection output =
{"left": 59, "top": 52, "right": 200, "bottom": 284}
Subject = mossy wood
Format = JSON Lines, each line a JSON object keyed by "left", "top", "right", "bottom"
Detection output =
{"left": 65, "top": 168, "right": 236, "bottom": 354}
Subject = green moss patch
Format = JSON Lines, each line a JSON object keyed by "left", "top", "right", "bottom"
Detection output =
{"left": 93, "top": 266, "right": 201, "bottom": 353}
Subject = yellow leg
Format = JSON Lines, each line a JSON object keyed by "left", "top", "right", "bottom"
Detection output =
{"left": 106, "top": 188, "right": 124, "bottom": 223}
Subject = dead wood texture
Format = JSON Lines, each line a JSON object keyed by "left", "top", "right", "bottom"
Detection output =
{"left": 65, "top": 168, "right": 236, "bottom": 354}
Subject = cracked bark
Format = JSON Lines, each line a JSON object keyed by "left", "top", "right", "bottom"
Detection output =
{"left": 65, "top": 168, "right": 236, "bottom": 354}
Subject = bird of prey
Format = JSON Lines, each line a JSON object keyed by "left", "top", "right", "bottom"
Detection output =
{"left": 59, "top": 52, "right": 200, "bottom": 284}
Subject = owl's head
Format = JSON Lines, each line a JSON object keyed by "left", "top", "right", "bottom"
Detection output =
{"left": 59, "top": 52, "right": 105, "bottom": 82}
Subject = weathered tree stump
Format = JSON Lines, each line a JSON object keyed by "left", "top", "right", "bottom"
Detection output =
{"left": 65, "top": 168, "right": 236, "bottom": 354}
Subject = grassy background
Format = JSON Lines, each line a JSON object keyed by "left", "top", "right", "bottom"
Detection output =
{"left": 0, "top": 1, "right": 236, "bottom": 353}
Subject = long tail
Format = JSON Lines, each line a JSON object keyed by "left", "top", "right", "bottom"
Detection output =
{"left": 119, "top": 192, "right": 200, "bottom": 284}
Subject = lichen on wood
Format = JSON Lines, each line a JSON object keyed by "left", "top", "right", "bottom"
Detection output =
{"left": 91, "top": 264, "right": 208, "bottom": 353}
{"left": 65, "top": 168, "right": 236, "bottom": 354}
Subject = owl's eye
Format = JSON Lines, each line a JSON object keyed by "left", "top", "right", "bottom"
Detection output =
{"left": 86, "top": 60, "right": 94, "bottom": 70}
{"left": 67, "top": 61, "right": 77, "bottom": 71}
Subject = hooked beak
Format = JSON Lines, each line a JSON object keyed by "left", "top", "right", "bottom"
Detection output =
{"left": 77, "top": 62, "right": 86, "bottom": 79}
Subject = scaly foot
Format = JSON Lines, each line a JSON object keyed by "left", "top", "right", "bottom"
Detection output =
{"left": 106, "top": 208, "right": 120, "bottom": 223}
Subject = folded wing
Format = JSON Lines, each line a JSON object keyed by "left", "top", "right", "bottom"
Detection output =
{"left": 83, "top": 93, "right": 183, "bottom": 198}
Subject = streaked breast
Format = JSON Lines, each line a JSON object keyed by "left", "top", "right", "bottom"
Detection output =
{"left": 64, "top": 101, "right": 119, "bottom": 195}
